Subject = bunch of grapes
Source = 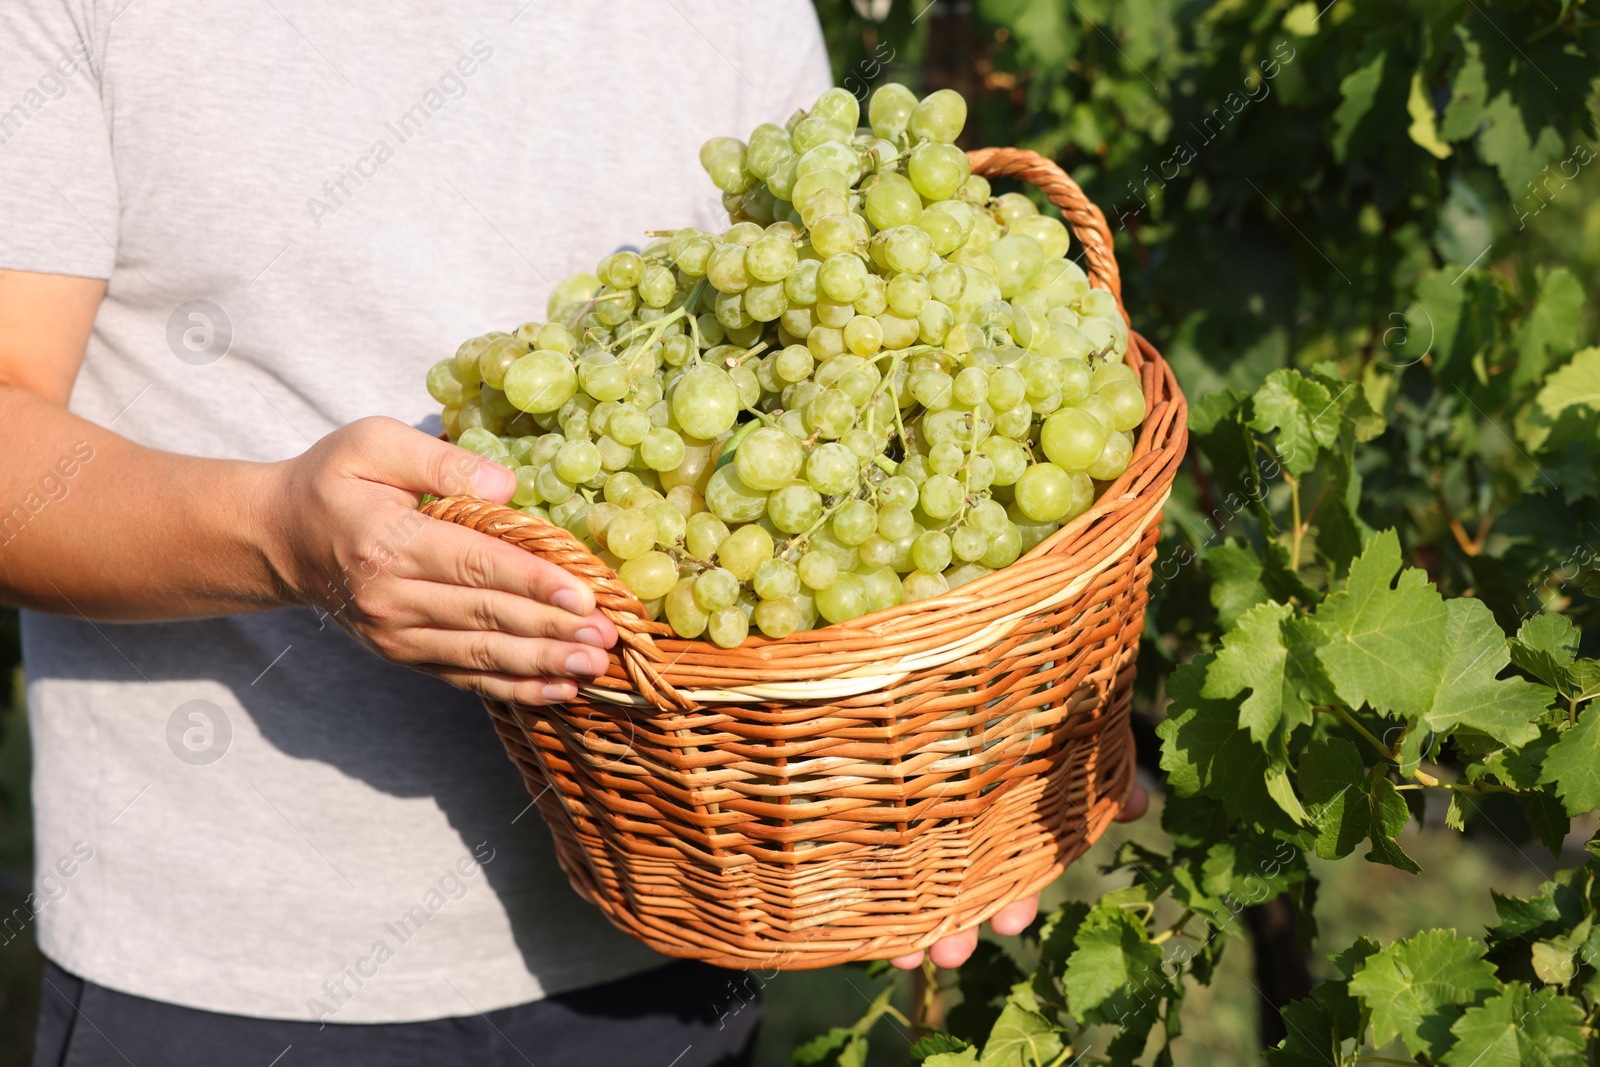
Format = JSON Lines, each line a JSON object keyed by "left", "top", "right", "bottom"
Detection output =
{"left": 424, "top": 83, "right": 1144, "bottom": 648}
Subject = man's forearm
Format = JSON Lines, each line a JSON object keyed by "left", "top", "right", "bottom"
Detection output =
{"left": 0, "top": 384, "right": 285, "bottom": 621}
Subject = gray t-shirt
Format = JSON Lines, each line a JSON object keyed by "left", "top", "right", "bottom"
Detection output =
{"left": 1, "top": 0, "right": 830, "bottom": 1023}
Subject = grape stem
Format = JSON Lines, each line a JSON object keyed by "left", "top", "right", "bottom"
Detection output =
{"left": 724, "top": 341, "right": 769, "bottom": 367}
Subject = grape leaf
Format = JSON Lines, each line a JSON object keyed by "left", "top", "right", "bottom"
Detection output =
{"left": 977, "top": 1001, "right": 1063, "bottom": 1067}
{"left": 1538, "top": 702, "right": 1600, "bottom": 816}
{"left": 1348, "top": 930, "right": 1500, "bottom": 1059}
{"left": 1365, "top": 775, "right": 1420, "bottom": 874}
{"left": 1439, "top": 39, "right": 1488, "bottom": 141}
{"left": 1062, "top": 907, "right": 1171, "bottom": 1029}
{"left": 1513, "top": 269, "right": 1584, "bottom": 386}
{"left": 1407, "top": 70, "right": 1452, "bottom": 158}
{"left": 1420, "top": 598, "right": 1551, "bottom": 747}
{"left": 1205, "top": 541, "right": 1269, "bottom": 630}
{"left": 1264, "top": 997, "right": 1345, "bottom": 1067}
{"left": 924, "top": 1053, "right": 979, "bottom": 1067}
{"left": 1512, "top": 613, "right": 1600, "bottom": 708}
{"left": 1309, "top": 529, "right": 1449, "bottom": 718}
{"left": 794, "top": 1027, "right": 856, "bottom": 1065}
{"left": 1203, "top": 601, "right": 1331, "bottom": 749}
{"left": 914, "top": 1033, "right": 976, "bottom": 1065}
{"left": 1249, "top": 370, "right": 1346, "bottom": 476}
{"left": 1477, "top": 91, "right": 1567, "bottom": 200}
{"left": 1517, "top": 793, "right": 1572, "bottom": 858}
{"left": 1523, "top": 347, "right": 1600, "bottom": 453}
{"left": 1157, "top": 659, "right": 1300, "bottom": 834}
{"left": 1331, "top": 49, "right": 1389, "bottom": 162}
{"left": 1440, "top": 984, "right": 1585, "bottom": 1067}
{"left": 1298, "top": 738, "right": 1368, "bottom": 859}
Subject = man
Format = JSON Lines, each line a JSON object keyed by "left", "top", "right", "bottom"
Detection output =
{"left": 0, "top": 2, "right": 1144, "bottom": 1062}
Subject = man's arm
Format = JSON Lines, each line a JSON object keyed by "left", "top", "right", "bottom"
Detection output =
{"left": 0, "top": 268, "right": 614, "bottom": 705}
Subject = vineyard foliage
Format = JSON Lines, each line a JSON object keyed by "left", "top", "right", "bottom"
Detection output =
{"left": 800, "top": 0, "right": 1600, "bottom": 1063}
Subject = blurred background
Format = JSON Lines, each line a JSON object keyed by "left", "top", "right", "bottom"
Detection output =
{"left": 3, "top": 0, "right": 1597, "bottom": 1063}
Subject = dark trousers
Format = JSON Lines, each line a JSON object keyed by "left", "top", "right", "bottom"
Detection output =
{"left": 33, "top": 958, "right": 762, "bottom": 1067}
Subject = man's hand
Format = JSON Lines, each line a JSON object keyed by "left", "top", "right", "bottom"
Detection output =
{"left": 887, "top": 782, "right": 1150, "bottom": 970}
{"left": 258, "top": 416, "right": 617, "bottom": 706}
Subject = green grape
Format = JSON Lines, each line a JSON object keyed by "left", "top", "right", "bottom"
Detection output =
{"left": 503, "top": 351, "right": 577, "bottom": 414}
{"left": 919, "top": 474, "right": 964, "bottom": 520}
{"left": 753, "top": 596, "right": 801, "bottom": 638}
{"left": 804, "top": 389, "right": 857, "bottom": 440}
{"left": 784, "top": 260, "right": 821, "bottom": 306}
{"left": 620, "top": 485, "right": 664, "bottom": 510}
{"left": 991, "top": 192, "right": 1037, "bottom": 227}
{"left": 456, "top": 427, "right": 510, "bottom": 467}
{"left": 986, "top": 366, "right": 1026, "bottom": 411}
{"left": 907, "top": 142, "right": 969, "bottom": 201}
{"left": 745, "top": 233, "right": 798, "bottom": 282}
{"left": 857, "top": 535, "right": 894, "bottom": 569}
{"left": 868, "top": 83, "right": 918, "bottom": 140}
{"left": 790, "top": 168, "right": 850, "bottom": 214}
{"left": 842, "top": 314, "right": 883, "bottom": 357}
{"left": 881, "top": 226, "right": 934, "bottom": 275}
{"left": 979, "top": 520, "right": 1023, "bottom": 569}
{"left": 815, "top": 571, "right": 867, "bottom": 624}
{"left": 706, "top": 242, "right": 750, "bottom": 293}
{"left": 799, "top": 443, "right": 853, "bottom": 497}
{"left": 887, "top": 273, "right": 931, "bottom": 318}
{"left": 685, "top": 511, "right": 730, "bottom": 559}
{"left": 858, "top": 566, "right": 903, "bottom": 613}
{"left": 775, "top": 345, "right": 814, "bottom": 383}
{"left": 953, "top": 366, "right": 990, "bottom": 407}
{"left": 1013, "top": 462, "right": 1076, "bottom": 523}
{"left": 452, "top": 336, "right": 490, "bottom": 384}
{"left": 603, "top": 472, "right": 643, "bottom": 504}
{"left": 911, "top": 530, "right": 953, "bottom": 573}
{"left": 986, "top": 234, "right": 1046, "bottom": 299}
{"left": 510, "top": 465, "right": 540, "bottom": 507}
{"left": 553, "top": 439, "right": 602, "bottom": 484}
{"left": 608, "top": 404, "right": 651, "bottom": 447}
{"left": 578, "top": 360, "right": 629, "bottom": 402}
{"left": 840, "top": 428, "right": 877, "bottom": 460}
{"left": 780, "top": 306, "right": 815, "bottom": 339}
{"left": 599, "top": 250, "right": 645, "bottom": 289}
{"left": 903, "top": 569, "right": 950, "bottom": 602}
{"left": 1041, "top": 408, "right": 1108, "bottom": 470}
{"left": 706, "top": 607, "right": 749, "bottom": 647}
{"left": 853, "top": 275, "right": 888, "bottom": 317}
{"left": 427, "top": 359, "right": 473, "bottom": 406}
{"left": 797, "top": 550, "right": 838, "bottom": 591}
{"left": 810, "top": 212, "right": 869, "bottom": 258}
{"left": 878, "top": 476, "right": 919, "bottom": 509}
{"left": 753, "top": 558, "right": 800, "bottom": 600}
{"left": 742, "top": 281, "right": 787, "bottom": 322}
{"left": 898, "top": 454, "right": 930, "bottom": 486}
{"left": 811, "top": 86, "right": 861, "bottom": 130}
{"left": 908, "top": 89, "right": 967, "bottom": 143}
{"left": 876, "top": 503, "right": 915, "bottom": 541}
{"left": 928, "top": 441, "right": 965, "bottom": 476}
{"left": 734, "top": 426, "right": 804, "bottom": 491}
{"left": 476, "top": 338, "right": 526, "bottom": 392}
{"left": 1093, "top": 361, "right": 1140, "bottom": 390}
{"left": 673, "top": 232, "right": 714, "bottom": 276}
{"left": 705, "top": 465, "right": 769, "bottom": 523}
{"left": 911, "top": 370, "right": 954, "bottom": 411}
{"left": 915, "top": 210, "right": 964, "bottom": 256}
{"left": 1077, "top": 393, "right": 1115, "bottom": 434}
{"left": 818, "top": 254, "right": 868, "bottom": 303}
{"left": 693, "top": 567, "right": 740, "bottom": 611}
{"left": 978, "top": 436, "right": 1028, "bottom": 486}
{"left": 1007, "top": 215, "right": 1070, "bottom": 260}
{"left": 644, "top": 500, "right": 684, "bottom": 547}
{"left": 670, "top": 364, "right": 740, "bottom": 440}
{"left": 830, "top": 499, "right": 878, "bottom": 546}
{"left": 917, "top": 300, "right": 954, "bottom": 345}
{"left": 1098, "top": 379, "right": 1146, "bottom": 432}
{"left": 864, "top": 180, "right": 922, "bottom": 230}
{"left": 596, "top": 435, "right": 633, "bottom": 471}
{"left": 811, "top": 297, "right": 852, "bottom": 329}
{"left": 951, "top": 524, "right": 988, "bottom": 562}
{"left": 618, "top": 551, "right": 678, "bottom": 601}
{"left": 768, "top": 483, "right": 823, "bottom": 533}
{"left": 718, "top": 523, "right": 774, "bottom": 580}
{"left": 665, "top": 576, "right": 710, "bottom": 638}
{"left": 585, "top": 502, "right": 622, "bottom": 543}
{"left": 603, "top": 507, "right": 655, "bottom": 560}
{"left": 1086, "top": 429, "right": 1133, "bottom": 481}
{"left": 638, "top": 427, "right": 686, "bottom": 471}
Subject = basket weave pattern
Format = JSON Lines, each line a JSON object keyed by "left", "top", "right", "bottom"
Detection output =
{"left": 420, "top": 148, "right": 1187, "bottom": 969}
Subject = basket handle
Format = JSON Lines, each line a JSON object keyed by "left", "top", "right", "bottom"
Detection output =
{"left": 965, "top": 147, "right": 1127, "bottom": 325}
{"left": 418, "top": 495, "right": 695, "bottom": 711}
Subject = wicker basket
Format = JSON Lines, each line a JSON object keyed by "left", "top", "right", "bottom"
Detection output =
{"left": 421, "top": 148, "right": 1187, "bottom": 970}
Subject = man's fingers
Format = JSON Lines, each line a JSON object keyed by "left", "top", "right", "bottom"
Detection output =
{"left": 430, "top": 667, "right": 581, "bottom": 706}
{"left": 928, "top": 927, "right": 980, "bottom": 969}
{"left": 395, "top": 519, "right": 599, "bottom": 617}
{"left": 378, "top": 583, "right": 616, "bottom": 648}
{"left": 989, "top": 895, "right": 1039, "bottom": 937}
{"left": 1114, "top": 782, "right": 1150, "bottom": 823}
{"left": 343, "top": 416, "right": 516, "bottom": 501}
{"left": 888, "top": 950, "right": 925, "bottom": 970}
{"left": 397, "top": 629, "right": 608, "bottom": 681}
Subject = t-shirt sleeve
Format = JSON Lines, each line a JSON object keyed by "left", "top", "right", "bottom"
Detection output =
{"left": 0, "top": 0, "right": 118, "bottom": 280}
{"left": 748, "top": 0, "right": 837, "bottom": 127}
